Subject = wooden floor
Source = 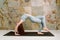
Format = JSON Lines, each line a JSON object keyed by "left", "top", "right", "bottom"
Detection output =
{"left": 0, "top": 30, "right": 60, "bottom": 40}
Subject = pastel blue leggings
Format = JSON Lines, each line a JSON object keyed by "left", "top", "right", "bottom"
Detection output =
{"left": 21, "top": 14, "right": 46, "bottom": 32}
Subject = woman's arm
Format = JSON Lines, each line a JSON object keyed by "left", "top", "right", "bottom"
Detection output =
{"left": 15, "top": 19, "right": 24, "bottom": 32}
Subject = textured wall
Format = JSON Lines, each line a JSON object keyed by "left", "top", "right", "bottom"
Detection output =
{"left": 56, "top": 0, "right": 60, "bottom": 30}
{"left": 0, "top": 0, "right": 58, "bottom": 30}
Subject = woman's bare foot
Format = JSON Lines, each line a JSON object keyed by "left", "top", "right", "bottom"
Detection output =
{"left": 37, "top": 32, "right": 44, "bottom": 35}
{"left": 43, "top": 27, "right": 50, "bottom": 32}
{"left": 15, "top": 32, "right": 20, "bottom": 35}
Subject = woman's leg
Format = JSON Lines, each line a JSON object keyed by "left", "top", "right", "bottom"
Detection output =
{"left": 41, "top": 16, "right": 50, "bottom": 32}
{"left": 36, "top": 16, "right": 50, "bottom": 32}
{"left": 28, "top": 16, "right": 44, "bottom": 34}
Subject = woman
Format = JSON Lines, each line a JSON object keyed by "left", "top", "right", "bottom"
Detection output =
{"left": 15, "top": 14, "right": 50, "bottom": 35}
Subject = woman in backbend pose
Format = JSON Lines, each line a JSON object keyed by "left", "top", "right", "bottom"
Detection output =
{"left": 15, "top": 0, "right": 52, "bottom": 35}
